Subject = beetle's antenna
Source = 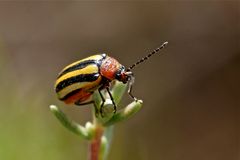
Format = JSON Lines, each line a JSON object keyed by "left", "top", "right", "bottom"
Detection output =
{"left": 127, "top": 41, "right": 168, "bottom": 71}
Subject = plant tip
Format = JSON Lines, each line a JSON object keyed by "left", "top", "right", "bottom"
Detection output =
{"left": 49, "top": 105, "right": 57, "bottom": 111}
{"left": 137, "top": 100, "right": 143, "bottom": 104}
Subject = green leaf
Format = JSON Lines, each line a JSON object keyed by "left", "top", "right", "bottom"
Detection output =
{"left": 49, "top": 105, "right": 91, "bottom": 140}
{"left": 103, "top": 100, "right": 143, "bottom": 126}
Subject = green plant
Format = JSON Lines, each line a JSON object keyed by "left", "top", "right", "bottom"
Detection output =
{"left": 50, "top": 81, "right": 143, "bottom": 160}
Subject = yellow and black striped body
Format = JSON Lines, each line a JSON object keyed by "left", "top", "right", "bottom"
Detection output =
{"left": 55, "top": 54, "right": 107, "bottom": 105}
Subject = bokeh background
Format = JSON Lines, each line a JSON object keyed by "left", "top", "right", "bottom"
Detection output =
{"left": 0, "top": 1, "right": 239, "bottom": 160}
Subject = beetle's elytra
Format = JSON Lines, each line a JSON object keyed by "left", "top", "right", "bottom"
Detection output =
{"left": 55, "top": 42, "right": 168, "bottom": 115}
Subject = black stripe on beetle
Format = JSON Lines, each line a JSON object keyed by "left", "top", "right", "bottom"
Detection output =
{"left": 55, "top": 73, "right": 100, "bottom": 92}
{"left": 58, "top": 60, "right": 96, "bottom": 78}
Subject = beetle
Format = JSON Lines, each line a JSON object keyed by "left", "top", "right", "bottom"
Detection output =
{"left": 54, "top": 41, "right": 168, "bottom": 115}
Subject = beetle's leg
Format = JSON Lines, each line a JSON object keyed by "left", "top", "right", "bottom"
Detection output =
{"left": 128, "top": 83, "right": 138, "bottom": 101}
{"left": 125, "top": 73, "right": 138, "bottom": 101}
{"left": 106, "top": 87, "right": 117, "bottom": 114}
{"left": 98, "top": 89, "right": 105, "bottom": 117}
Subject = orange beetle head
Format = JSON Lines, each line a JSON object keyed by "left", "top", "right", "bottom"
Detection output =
{"left": 100, "top": 56, "right": 133, "bottom": 84}
{"left": 100, "top": 56, "right": 123, "bottom": 81}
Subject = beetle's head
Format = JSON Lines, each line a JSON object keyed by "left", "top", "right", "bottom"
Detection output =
{"left": 115, "top": 66, "right": 134, "bottom": 84}
{"left": 100, "top": 56, "right": 134, "bottom": 83}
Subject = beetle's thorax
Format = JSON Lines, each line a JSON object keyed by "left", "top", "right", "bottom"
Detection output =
{"left": 100, "top": 56, "right": 122, "bottom": 81}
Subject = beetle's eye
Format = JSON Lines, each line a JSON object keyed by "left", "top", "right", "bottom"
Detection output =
{"left": 115, "top": 66, "right": 124, "bottom": 80}
{"left": 115, "top": 69, "right": 122, "bottom": 80}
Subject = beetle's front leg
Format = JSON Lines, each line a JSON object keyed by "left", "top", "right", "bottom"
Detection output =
{"left": 128, "top": 84, "right": 138, "bottom": 101}
{"left": 127, "top": 79, "right": 138, "bottom": 101}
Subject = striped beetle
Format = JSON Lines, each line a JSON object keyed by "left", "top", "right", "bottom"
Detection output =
{"left": 55, "top": 42, "right": 168, "bottom": 115}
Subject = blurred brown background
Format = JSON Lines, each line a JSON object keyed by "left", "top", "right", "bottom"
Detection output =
{"left": 0, "top": 1, "right": 239, "bottom": 160}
